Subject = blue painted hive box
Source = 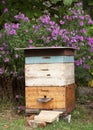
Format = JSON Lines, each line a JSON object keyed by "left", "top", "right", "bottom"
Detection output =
{"left": 24, "top": 47, "right": 75, "bottom": 114}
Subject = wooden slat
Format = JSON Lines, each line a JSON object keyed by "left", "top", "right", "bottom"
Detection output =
{"left": 66, "top": 84, "right": 75, "bottom": 112}
{"left": 25, "top": 56, "right": 74, "bottom": 64}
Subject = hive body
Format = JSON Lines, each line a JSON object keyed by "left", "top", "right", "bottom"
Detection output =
{"left": 24, "top": 47, "right": 75, "bottom": 114}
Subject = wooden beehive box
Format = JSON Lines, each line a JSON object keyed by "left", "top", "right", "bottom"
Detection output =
{"left": 24, "top": 47, "right": 75, "bottom": 114}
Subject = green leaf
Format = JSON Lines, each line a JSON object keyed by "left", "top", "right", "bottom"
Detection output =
{"left": 58, "top": 6, "right": 66, "bottom": 16}
{"left": 63, "top": 0, "right": 73, "bottom": 5}
{"left": 88, "top": 1, "right": 93, "bottom": 6}
{"left": 51, "top": 0, "right": 61, "bottom": 4}
{"left": 73, "top": 0, "right": 78, "bottom": 2}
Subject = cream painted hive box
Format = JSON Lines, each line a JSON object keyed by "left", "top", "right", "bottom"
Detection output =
{"left": 24, "top": 47, "right": 75, "bottom": 114}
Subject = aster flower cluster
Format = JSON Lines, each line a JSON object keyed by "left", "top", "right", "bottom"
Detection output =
{"left": 4, "top": 23, "right": 19, "bottom": 35}
{"left": 14, "top": 13, "right": 30, "bottom": 23}
{"left": 0, "top": 2, "right": 93, "bottom": 85}
{"left": 0, "top": 42, "right": 9, "bottom": 75}
{"left": 0, "top": 13, "right": 32, "bottom": 78}
{"left": 0, "top": 41, "right": 21, "bottom": 77}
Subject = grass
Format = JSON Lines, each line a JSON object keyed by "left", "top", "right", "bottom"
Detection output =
{"left": 0, "top": 98, "right": 93, "bottom": 130}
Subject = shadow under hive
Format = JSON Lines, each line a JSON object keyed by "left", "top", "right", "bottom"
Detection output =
{"left": 24, "top": 47, "right": 75, "bottom": 115}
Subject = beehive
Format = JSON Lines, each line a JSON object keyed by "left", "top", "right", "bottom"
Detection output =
{"left": 24, "top": 47, "right": 75, "bottom": 114}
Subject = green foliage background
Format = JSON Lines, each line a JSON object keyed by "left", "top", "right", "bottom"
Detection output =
{"left": 0, "top": 0, "right": 93, "bottom": 86}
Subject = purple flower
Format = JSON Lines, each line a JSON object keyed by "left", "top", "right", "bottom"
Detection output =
{"left": 4, "top": 58, "right": 9, "bottom": 62}
{"left": 15, "top": 95, "right": 19, "bottom": 99}
{"left": 71, "top": 38, "right": 77, "bottom": 43}
{"left": 72, "top": 15, "right": 78, "bottom": 19}
{"left": 9, "top": 29, "right": 16, "bottom": 35}
{"left": 14, "top": 13, "right": 30, "bottom": 22}
{"left": 80, "top": 29, "right": 86, "bottom": 34}
{"left": 84, "top": 64, "right": 90, "bottom": 69}
{"left": 19, "top": 13, "right": 25, "bottom": 19}
{"left": 79, "top": 16, "right": 84, "bottom": 20}
{"left": 79, "top": 21, "right": 84, "bottom": 26}
{"left": 75, "top": 59, "right": 83, "bottom": 66}
{"left": 4, "top": 8, "right": 8, "bottom": 13}
{"left": 24, "top": 17, "right": 30, "bottom": 22}
{"left": 52, "top": 27, "right": 59, "bottom": 37}
{"left": 77, "top": 9, "right": 81, "bottom": 14}
{"left": 29, "top": 45, "right": 34, "bottom": 48}
{"left": 40, "top": 15, "right": 50, "bottom": 24}
{"left": 82, "top": 10, "right": 84, "bottom": 14}
{"left": 0, "top": 47, "right": 4, "bottom": 50}
{"left": 29, "top": 39, "right": 33, "bottom": 44}
{"left": 25, "top": 30, "right": 28, "bottom": 32}
{"left": 85, "top": 15, "right": 90, "bottom": 20}
{"left": 79, "top": 36, "right": 84, "bottom": 41}
{"left": 49, "top": 21, "right": 55, "bottom": 26}
{"left": 15, "top": 54, "right": 19, "bottom": 59}
{"left": 33, "top": 25, "right": 39, "bottom": 32}
{"left": 2, "top": 0, "right": 5, "bottom": 4}
{"left": 12, "top": 23, "right": 19, "bottom": 29}
{"left": 88, "top": 56, "right": 91, "bottom": 59}
{"left": 14, "top": 15, "right": 19, "bottom": 20}
{"left": 60, "top": 20, "right": 65, "bottom": 25}
{"left": 88, "top": 19, "right": 93, "bottom": 25}
{"left": 77, "top": 47, "right": 80, "bottom": 50}
{"left": 75, "top": 2, "right": 82, "bottom": 7}
{"left": 47, "top": 28, "right": 52, "bottom": 31}
{"left": 18, "top": 106, "right": 23, "bottom": 110}
{"left": 46, "top": 37, "right": 50, "bottom": 43}
{"left": 72, "top": 45, "right": 76, "bottom": 49}
{"left": 88, "top": 37, "right": 93, "bottom": 46}
{"left": 0, "top": 68, "right": 3, "bottom": 75}
{"left": 4, "top": 23, "right": 11, "bottom": 30}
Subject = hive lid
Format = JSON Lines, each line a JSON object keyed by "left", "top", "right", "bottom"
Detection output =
{"left": 15, "top": 47, "right": 75, "bottom": 57}
{"left": 15, "top": 47, "right": 75, "bottom": 51}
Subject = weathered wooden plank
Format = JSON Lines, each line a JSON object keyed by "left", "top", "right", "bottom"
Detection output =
{"left": 25, "top": 56, "right": 74, "bottom": 64}
{"left": 23, "top": 47, "right": 75, "bottom": 57}
{"left": 66, "top": 85, "right": 75, "bottom": 113}
{"left": 25, "top": 84, "right": 75, "bottom": 113}
{"left": 25, "top": 78, "right": 74, "bottom": 87}
{"left": 25, "top": 63, "right": 75, "bottom": 86}
{"left": 34, "top": 110, "right": 63, "bottom": 123}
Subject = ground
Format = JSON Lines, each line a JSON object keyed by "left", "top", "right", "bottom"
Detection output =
{"left": 0, "top": 100, "right": 93, "bottom": 130}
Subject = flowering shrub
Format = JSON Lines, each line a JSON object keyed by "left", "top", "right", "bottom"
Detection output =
{"left": 30, "top": 2, "right": 93, "bottom": 85}
{"left": 0, "top": 2, "right": 93, "bottom": 86}
{"left": 0, "top": 13, "right": 34, "bottom": 78}
{"left": 15, "top": 94, "right": 25, "bottom": 114}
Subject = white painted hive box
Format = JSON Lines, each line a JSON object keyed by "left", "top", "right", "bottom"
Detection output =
{"left": 25, "top": 47, "right": 75, "bottom": 87}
